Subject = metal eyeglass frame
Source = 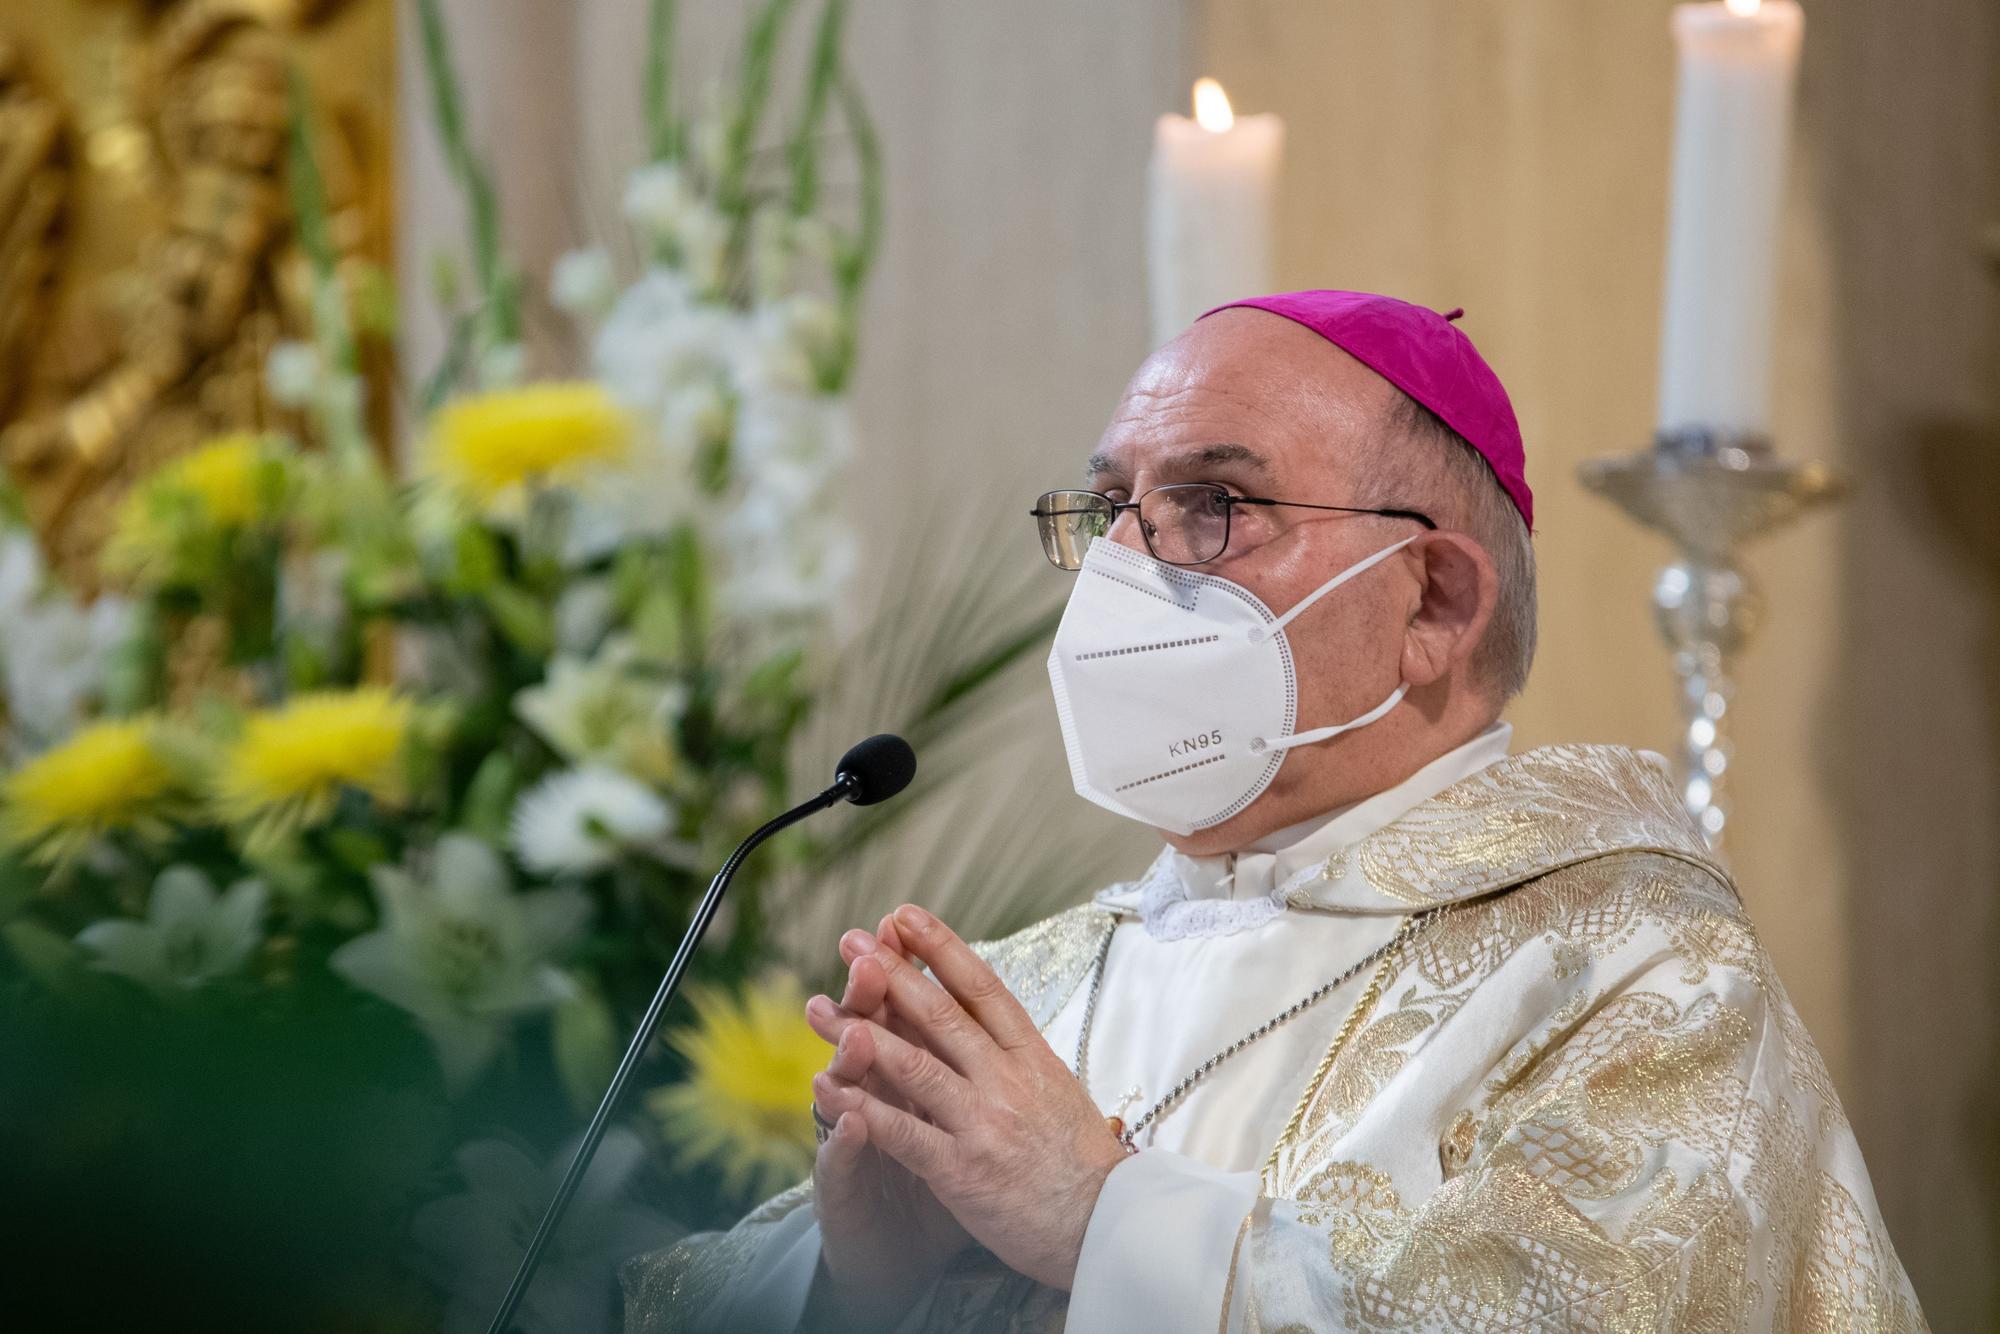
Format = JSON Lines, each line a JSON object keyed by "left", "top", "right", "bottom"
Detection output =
{"left": 1029, "top": 482, "right": 1436, "bottom": 570}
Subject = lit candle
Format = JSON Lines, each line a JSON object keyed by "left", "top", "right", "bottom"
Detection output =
{"left": 1146, "top": 78, "right": 1284, "bottom": 348}
{"left": 1655, "top": 0, "right": 1805, "bottom": 445}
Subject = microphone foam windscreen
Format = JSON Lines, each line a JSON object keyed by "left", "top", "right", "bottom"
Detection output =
{"left": 836, "top": 734, "right": 917, "bottom": 805}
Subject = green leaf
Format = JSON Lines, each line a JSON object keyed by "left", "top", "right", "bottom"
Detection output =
{"left": 0, "top": 477, "right": 27, "bottom": 529}
{"left": 324, "top": 827, "right": 391, "bottom": 876}
{"left": 552, "top": 981, "right": 620, "bottom": 1118}
{"left": 351, "top": 262, "right": 400, "bottom": 339}
{"left": 630, "top": 588, "right": 682, "bottom": 666}
{"left": 0, "top": 853, "right": 36, "bottom": 920}
{"left": 4, "top": 919, "right": 83, "bottom": 992}
{"left": 99, "top": 603, "right": 162, "bottom": 716}
{"left": 739, "top": 647, "right": 805, "bottom": 715}
{"left": 663, "top": 526, "right": 711, "bottom": 662}
{"left": 919, "top": 604, "right": 1061, "bottom": 724}
{"left": 429, "top": 250, "right": 463, "bottom": 308}
{"left": 281, "top": 634, "right": 328, "bottom": 692}
{"left": 485, "top": 582, "right": 553, "bottom": 656}
{"left": 459, "top": 751, "right": 519, "bottom": 843}
{"left": 695, "top": 433, "right": 732, "bottom": 496}
{"left": 450, "top": 525, "right": 503, "bottom": 596}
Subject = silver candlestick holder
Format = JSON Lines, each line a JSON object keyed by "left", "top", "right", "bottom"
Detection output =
{"left": 1577, "top": 429, "right": 1846, "bottom": 849}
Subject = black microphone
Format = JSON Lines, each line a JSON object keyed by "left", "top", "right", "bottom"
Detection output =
{"left": 829, "top": 732, "right": 918, "bottom": 806}
{"left": 483, "top": 734, "right": 917, "bottom": 1334}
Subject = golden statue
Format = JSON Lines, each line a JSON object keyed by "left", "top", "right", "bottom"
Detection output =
{"left": 0, "top": 0, "right": 391, "bottom": 583}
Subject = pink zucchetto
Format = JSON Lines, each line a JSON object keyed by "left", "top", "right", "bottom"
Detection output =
{"left": 1200, "top": 290, "right": 1534, "bottom": 531}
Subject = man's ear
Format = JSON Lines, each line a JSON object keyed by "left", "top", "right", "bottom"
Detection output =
{"left": 1399, "top": 531, "right": 1498, "bottom": 688}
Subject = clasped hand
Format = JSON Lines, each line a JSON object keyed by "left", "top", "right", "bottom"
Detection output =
{"left": 804, "top": 904, "right": 1126, "bottom": 1320}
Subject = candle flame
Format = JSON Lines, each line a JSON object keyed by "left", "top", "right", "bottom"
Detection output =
{"left": 1193, "top": 78, "right": 1235, "bottom": 132}
{"left": 1723, "top": 0, "right": 1761, "bottom": 16}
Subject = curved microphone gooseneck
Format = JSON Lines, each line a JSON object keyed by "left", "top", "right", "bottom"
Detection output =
{"left": 483, "top": 734, "right": 918, "bottom": 1334}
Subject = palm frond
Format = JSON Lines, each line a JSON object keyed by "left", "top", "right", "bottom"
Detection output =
{"left": 774, "top": 516, "right": 1155, "bottom": 961}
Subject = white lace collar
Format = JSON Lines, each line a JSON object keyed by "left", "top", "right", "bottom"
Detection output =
{"left": 1095, "top": 723, "right": 1513, "bottom": 939}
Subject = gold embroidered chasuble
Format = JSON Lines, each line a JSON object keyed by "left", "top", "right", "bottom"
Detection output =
{"left": 622, "top": 745, "right": 1925, "bottom": 1332}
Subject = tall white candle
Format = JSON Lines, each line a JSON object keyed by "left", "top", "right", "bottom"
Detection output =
{"left": 1655, "top": 0, "right": 1805, "bottom": 442}
{"left": 1146, "top": 79, "right": 1284, "bottom": 348}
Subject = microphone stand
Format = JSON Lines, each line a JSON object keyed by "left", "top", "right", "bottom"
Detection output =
{"left": 482, "top": 772, "right": 862, "bottom": 1334}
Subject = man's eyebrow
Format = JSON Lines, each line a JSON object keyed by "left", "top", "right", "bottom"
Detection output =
{"left": 1085, "top": 442, "right": 1274, "bottom": 482}
{"left": 1173, "top": 442, "right": 1273, "bottom": 475}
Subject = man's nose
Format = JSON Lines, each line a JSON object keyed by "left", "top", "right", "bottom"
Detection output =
{"left": 1107, "top": 507, "right": 1151, "bottom": 554}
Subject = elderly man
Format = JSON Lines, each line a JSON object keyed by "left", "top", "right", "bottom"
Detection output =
{"left": 624, "top": 291, "right": 1924, "bottom": 1332}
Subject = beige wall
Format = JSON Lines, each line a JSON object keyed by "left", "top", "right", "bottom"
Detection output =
{"left": 1814, "top": 0, "right": 2000, "bottom": 1322}
{"left": 399, "top": 1, "right": 1996, "bottom": 1321}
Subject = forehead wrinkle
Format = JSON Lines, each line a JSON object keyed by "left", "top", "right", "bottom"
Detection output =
{"left": 1091, "top": 379, "right": 1300, "bottom": 479}
{"left": 1086, "top": 441, "right": 1274, "bottom": 482}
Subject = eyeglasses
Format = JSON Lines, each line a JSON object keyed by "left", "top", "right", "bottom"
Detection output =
{"left": 1029, "top": 483, "right": 1435, "bottom": 570}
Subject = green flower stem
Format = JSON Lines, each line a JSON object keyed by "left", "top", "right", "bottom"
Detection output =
{"left": 786, "top": 0, "right": 846, "bottom": 217}
{"left": 717, "top": 0, "right": 802, "bottom": 218}
{"left": 517, "top": 484, "right": 571, "bottom": 596}
{"left": 283, "top": 71, "right": 368, "bottom": 465}
{"left": 644, "top": 0, "right": 680, "bottom": 163}
{"left": 413, "top": 0, "right": 522, "bottom": 357}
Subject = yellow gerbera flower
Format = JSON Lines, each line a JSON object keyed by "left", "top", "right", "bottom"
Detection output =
{"left": 106, "top": 433, "right": 290, "bottom": 582}
{"left": 426, "top": 383, "right": 632, "bottom": 507}
{"left": 216, "top": 688, "right": 413, "bottom": 838}
{"left": 648, "top": 973, "right": 824, "bottom": 1201}
{"left": 3, "top": 718, "right": 178, "bottom": 862}
{"left": 168, "top": 433, "right": 274, "bottom": 527}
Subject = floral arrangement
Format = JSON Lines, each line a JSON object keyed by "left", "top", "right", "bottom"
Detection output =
{"left": 0, "top": 2, "right": 1077, "bottom": 1330}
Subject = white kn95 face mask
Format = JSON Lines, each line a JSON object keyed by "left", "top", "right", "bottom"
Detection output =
{"left": 1047, "top": 534, "right": 1417, "bottom": 836}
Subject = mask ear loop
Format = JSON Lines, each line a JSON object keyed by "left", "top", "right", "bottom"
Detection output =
{"left": 1245, "top": 534, "right": 1422, "bottom": 752}
{"left": 1253, "top": 681, "right": 1410, "bottom": 753}
{"left": 1247, "top": 535, "right": 1421, "bottom": 645}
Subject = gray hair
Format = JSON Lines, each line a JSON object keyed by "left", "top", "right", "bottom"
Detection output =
{"left": 1367, "top": 393, "right": 1538, "bottom": 700}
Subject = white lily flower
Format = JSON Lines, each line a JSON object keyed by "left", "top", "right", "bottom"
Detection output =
{"left": 733, "top": 325, "right": 816, "bottom": 401}
{"left": 550, "top": 248, "right": 617, "bottom": 318}
{"left": 76, "top": 866, "right": 266, "bottom": 993}
{"left": 748, "top": 207, "right": 794, "bottom": 302}
{"left": 266, "top": 340, "right": 320, "bottom": 407}
{"left": 475, "top": 341, "right": 527, "bottom": 389}
{"left": 745, "top": 295, "right": 844, "bottom": 394}
{"left": 724, "top": 522, "right": 858, "bottom": 623}
{"left": 732, "top": 391, "right": 854, "bottom": 472}
{"left": 551, "top": 578, "right": 618, "bottom": 655}
{"left": 277, "top": 547, "right": 350, "bottom": 661}
{"left": 561, "top": 422, "right": 706, "bottom": 565}
{"left": 622, "top": 161, "right": 697, "bottom": 243}
{"left": 329, "top": 834, "right": 590, "bottom": 1090}
{"left": 513, "top": 637, "right": 685, "bottom": 782}
{"left": 510, "top": 766, "right": 673, "bottom": 878}
{"left": 666, "top": 379, "right": 735, "bottom": 447}
{"left": 592, "top": 271, "right": 744, "bottom": 416}
{"left": 0, "top": 533, "right": 131, "bottom": 751}
{"left": 412, "top": 1129, "right": 678, "bottom": 1334}
{"left": 0, "top": 532, "right": 39, "bottom": 611}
